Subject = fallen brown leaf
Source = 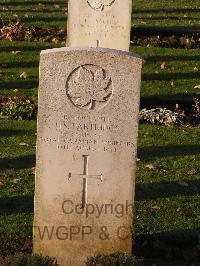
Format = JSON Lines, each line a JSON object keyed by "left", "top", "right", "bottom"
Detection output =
{"left": 19, "top": 142, "right": 31, "bottom": 147}
{"left": 180, "top": 36, "right": 187, "bottom": 46}
{"left": 145, "top": 164, "right": 156, "bottom": 170}
{"left": 2, "top": 6, "right": 9, "bottom": 11}
{"left": 151, "top": 205, "right": 160, "bottom": 210}
{"left": 160, "top": 62, "right": 166, "bottom": 69}
{"left": 11, "top": 50, "right": 22, "bottom": 55}
{"left": 20, "top": 72, "right": 28, "bottom": 80}
{"left": 142, "top": 59, "right": 146, "bottom": 64}
{"left": 51, "top": 37, "right": 59, "bottom": 44}
{"left": 0, "top": 181, "right": 4, "bottom": 188}
{"left": 54, "top": 4, "right": 60, "bottom": 8}
{"left": 12, "top": 178, "right": 22, "bottom": 184}
{"left": 0, "top": 173, "right": 7, "bottom": 177}
{"left": 194, "top": 84, "right": 200, "bottom": 89}
{"left": 28, "top": 167, "right": 36, "bottom": 175}
{"left": 187, "top": 168, "right": 197, "bottom": 176}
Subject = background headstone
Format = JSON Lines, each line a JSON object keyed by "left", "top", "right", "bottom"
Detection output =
{"left": 34, "top": 47, "right": 142, "bottom": 265}
{"left": 67, "top": 0, "right": 132, "bottom": 51}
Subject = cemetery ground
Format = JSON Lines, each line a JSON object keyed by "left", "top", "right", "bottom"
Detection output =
{"left": 0, "top": 0, "right": 200, "bottom": 264}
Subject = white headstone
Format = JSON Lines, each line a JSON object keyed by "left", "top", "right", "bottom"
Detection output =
{"left": 67, "top": 0, "right": 132, "bottom": 51}
{"left": 34, "top": 47, "right": 142, "bottom": 265}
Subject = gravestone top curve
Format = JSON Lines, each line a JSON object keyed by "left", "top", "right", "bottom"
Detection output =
{"left": 41, "top": 47, "right": 142, "bottom": 60}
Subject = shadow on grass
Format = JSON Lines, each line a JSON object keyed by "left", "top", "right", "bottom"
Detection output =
{"left": 1, "top": 44, "right": 56, "bottom": 52}
{"left": 142, "top": 72, "right": 198, "bottom": 81}
{"left": 0, "top": 128, "right": 32, "bottom": 137}
{"left": 0, "top": 195, "right": 33, "bottom": 215}
{"left": 2, "top": 61, "right": 39, "bottom": 68}
{"left": 133, "top": 8, "right": 200, "bottom": 14}
{"left": 135, "top": 180, "right": 200, "bottom": 201}
{"left": 20, "top": 17, "right": 66, "bottom": 23}
{"left": 133, "top": 16, "right": 200, "bottom": 21}
{"left": 146, "top": 55, "right": 200, "bottom": 62}
{"left": 138, "top": 145, "right": 200, "bottom": 160}
{"left": 131, "top": 25, "right": 200, "bottom": 36}
{"left": 141, "top": 93, "right": 199, "bottom": 109}
{"left": 0, "top": 80, "right": 38, "bottom": 90}
{"left": 0, "top": 154, "right": 36, "bottom": 170}
{"left": 133, "top": 229, "right": 200, "bottom": 262}
{"left": 2, "top": 8, "right": 65, "bottom": 13}
{"left": 0, "top": 1, "right": 65, "bottom": 6}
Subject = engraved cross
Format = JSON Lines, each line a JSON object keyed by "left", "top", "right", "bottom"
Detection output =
{"left": 68, "top": 155, "right": 103, "bottom": 209}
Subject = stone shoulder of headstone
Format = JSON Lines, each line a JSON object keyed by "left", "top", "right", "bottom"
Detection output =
{"left": 41, "top": 46, "right": 142, "bottom": 59}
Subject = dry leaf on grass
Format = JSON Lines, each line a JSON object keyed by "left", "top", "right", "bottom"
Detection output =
{"left": 11, "top": 50, "right": 22, "bottom": 55}
{"left": 160, "top": 62, "right": 166, "bottom": 69}
{"left": 51, "top": 37, "right": 59, "bottom": 44}
{"left": 20, "top": 72, "right": 28, "bottom": 80}
{"left": 0, "top": 172, "right": 8, "bottom": 177}
{"left": 12, "top": 178, "right": 22, "bottom": 184}
{"left": 142, "top": 59, "right": 146, "bottom": 64}
{"left": 0, "top": 181, "right": 4, "bottom": 188}
{"left": 194, "top": 84, "right": 200, "bottom": 89}
{"left": 28, "top": 167, "right": 36, "bottom": 175}
{"left": 187, "top": 168, "right": 197, "bottom": 176}
{"left": 151, "top": 205, "right": 161, "bottom": 210}
{"left": 19, "top": 142, "right": 32, "bottom": 147}
{"left": 145, "top": 164, "right": 156, "bottom": 170}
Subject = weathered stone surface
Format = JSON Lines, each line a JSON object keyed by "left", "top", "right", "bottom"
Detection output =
{"left": 67, "top": 0, "right": 132, "bottom": 51}
{"left": 34, "top": 47, "right": 142, "bottom": 266}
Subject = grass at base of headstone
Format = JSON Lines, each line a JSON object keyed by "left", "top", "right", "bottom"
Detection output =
{"left": 86, "top": 252, "right": 145, "bottom": 266}
{"left": 2, "top": 253, "right": 58, "bottom": 266}
{"left": 0, "top": 120, "right": 35, "bottom": 257}
{"left": 133, "top": 229, "right": 200, "bottom": 263}
{"left": 86, "top": 250, "right": 200, "bottom": 265}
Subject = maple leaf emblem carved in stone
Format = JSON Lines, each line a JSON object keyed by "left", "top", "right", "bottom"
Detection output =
{"left": 87, "top": 0, "right": 115, "bottom": 11}
{"left": 66, "top": 65, "right": 112, "bottom": 110}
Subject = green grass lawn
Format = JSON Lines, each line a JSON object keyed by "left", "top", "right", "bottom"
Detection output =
{"left": 1, "top": 0, "right": 200, "bottom": 29}
{"left": 1, "top": 41, "right": 199, "bottom": 107}
{"left": 0, "top": 0, "right": 200, "bottom": 263}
